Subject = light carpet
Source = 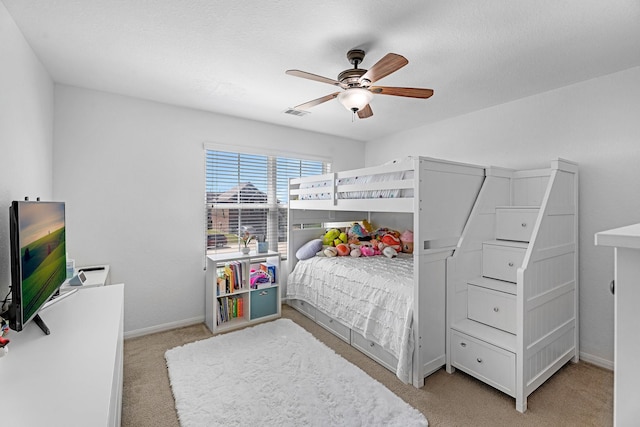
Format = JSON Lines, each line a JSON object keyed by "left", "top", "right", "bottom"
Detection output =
{"left": 165, "top": 318, "right": 427, "bottom": 427}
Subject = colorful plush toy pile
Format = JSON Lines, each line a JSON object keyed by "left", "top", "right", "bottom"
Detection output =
{"left": 317, "top": 220, "right": 413, "bottom": 259}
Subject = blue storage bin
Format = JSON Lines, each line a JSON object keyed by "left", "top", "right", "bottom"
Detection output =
{"left": 250, "top": 287, "right": 278, "bottom": 320}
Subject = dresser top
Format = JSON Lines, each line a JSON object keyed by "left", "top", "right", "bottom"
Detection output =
{"left": 595, "top": 223, "right": 640, "bottom": 249}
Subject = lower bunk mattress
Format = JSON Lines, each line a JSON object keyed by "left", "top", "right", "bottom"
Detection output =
{"left": 286, "top": 254, "right": 414, "bottom": 383}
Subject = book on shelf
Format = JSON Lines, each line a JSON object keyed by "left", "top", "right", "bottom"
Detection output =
{"left": 216, "top": 295, "right": 245, "bottom": 325}
{"left": 260, "top": 262, "right": 277, "bottom": 283}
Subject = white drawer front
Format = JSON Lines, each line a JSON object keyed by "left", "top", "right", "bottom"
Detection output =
{"left": 467, "top": 285, "right": 516, "bottom": 334}
{"left": 351, "top": 330, "right": 398, "bottom": 373}
{"left": 287, "top": 299, "right": 316, "bottom": 320}
{"left": 496, "top": 208, "right": 539, "bottom": 242}
{"left": 451, "top": 331, "right": 515, "bottom": 396}
{"left": 315, "top": 310, "right": 351, "bottom": 344}
{"left": 482, "top": 244, "right": 526, "bottom": 283}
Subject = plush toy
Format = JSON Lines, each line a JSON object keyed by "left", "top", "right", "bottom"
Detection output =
{"left": 323, "top": 246, "right": 338, "bottom": 257}
{"left": 336, "top": 243, "right": 350, "bottom": 256}
{"left": 382, "top": 246, "right": 398, "bottom": 258}
{"left": 323, "top": 228, "right": 341, "bottom": 246}
{"left": 362, "top": 219, "right": 373, "bottom": 233}
{"left": 360, "top": 246, "right": 376, "bottom": 257}
{"left": 381, "top": 234, "right": 402, "bottom": 251}
{"left": 400, "top": 230, "right": 414, "bottom": 254}
{"left": 350, "top": 247, "right": 362, "bottom": 257}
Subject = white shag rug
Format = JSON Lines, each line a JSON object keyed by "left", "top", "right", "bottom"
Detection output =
{"left": 165, "top": 318, "right": 427, "bottom": 427}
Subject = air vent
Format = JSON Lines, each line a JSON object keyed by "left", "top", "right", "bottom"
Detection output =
{"left": 283, "top": 108, "right": 310, "bottom": 117}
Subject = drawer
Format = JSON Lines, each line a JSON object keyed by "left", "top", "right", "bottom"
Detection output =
{"left": 496, "top": 208, "right": 539, "bottom": 242}
{"left": 451, "top": 331, "right": 515, "bottom": 396}
{"left": 287, "top": 299, "right": 316, "bottom": 320}
{"left": 467, "top": 284, "right": 516, "bottom": 334}
{"left": 315, "top": 310, "right": 351, "bottom": 344}
{"left": 351, "top": 330, "right": 398, "bottom": 373}
{"left": 482, "top": 242, "right": 527, "bottom": 283}
{"left": 250, "top": 286, "right": 278, "bottom": 320}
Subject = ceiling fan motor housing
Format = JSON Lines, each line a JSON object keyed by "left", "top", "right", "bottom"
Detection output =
{"left": 338, "top": 68, "right": 367, "bottom": 87}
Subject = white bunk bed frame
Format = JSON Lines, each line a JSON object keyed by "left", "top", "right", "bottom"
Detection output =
{"left": 286, "top": 157, "right": 485, "bottom": 387}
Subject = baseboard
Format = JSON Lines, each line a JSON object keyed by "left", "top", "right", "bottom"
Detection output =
{"left": 124, "top": 315, "right": 205, "bottom": 339}
{"left": 579, "top": 351, "right": 613, "bottom": 370}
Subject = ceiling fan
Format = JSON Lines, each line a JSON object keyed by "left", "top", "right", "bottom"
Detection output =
{"left": 286, "top": 49, "right": 434, "bottom": 119}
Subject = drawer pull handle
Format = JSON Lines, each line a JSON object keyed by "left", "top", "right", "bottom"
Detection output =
{"left": 508, "top": 262, "right": 514, "bottom": 267}
{"left": 521, "top": 223, "right": 527, "bottom": 227}
{"left": 259, "top": 291, "right": 268, "bottom": 296}
{"left": 370, "top": 342, "right": 375, "bottom": 348}
{"left": 610, "top": 280, "right": 615, "bottom": 295}
{"left": 493, "top": 307, "right": 499, "bottom": 312}
{"left": 460, "top": 342, "right": 467, "bottom": 348}
{"left": 477, "top": 358, "right": 483, "bottom": 363}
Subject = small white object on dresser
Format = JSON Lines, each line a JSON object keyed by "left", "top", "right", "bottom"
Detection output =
{"left": 205, "top": 251, "right": 281, "bottom": 334}
{"left": 60, "top": 264, "right": 111, "bottom": 292}
{"left": 595, "top": 223, "right": 640, "bottom": 427}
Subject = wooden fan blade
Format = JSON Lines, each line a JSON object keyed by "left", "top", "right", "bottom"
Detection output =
{"left": 357, "top": 104, "right": 373, "bottom": 119}
{"left": 294, "top": 92, "right": 340, "bottom": 110}
{"left": 359, "top": 53, "right": 408, "bottom": 85}
{"left": 369, "top": 86, "right": 434, "bottom": 99}
{"left": 286, "top": 70, "right": 347, "bottom": 88}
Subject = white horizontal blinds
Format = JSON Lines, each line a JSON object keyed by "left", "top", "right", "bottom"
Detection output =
{"left": 206, "top": 151, "right": 268, "bottom": 254}
{"left": 205, "top": 148, "right": 329, "bottom": 257}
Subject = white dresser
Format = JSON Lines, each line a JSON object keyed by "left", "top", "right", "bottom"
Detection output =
{"left": 0, "top": 284, "right": 124, "bottom": 427}
{"left": 447, "top": 159, "right": 579, "bottom": 412}
{"left": 595, "top": 224, "right": 640, "bottom": 427}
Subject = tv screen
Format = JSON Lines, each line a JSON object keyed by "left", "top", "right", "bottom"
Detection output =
{"left": 9, "top": 201, "right": 66, "bottom": 333}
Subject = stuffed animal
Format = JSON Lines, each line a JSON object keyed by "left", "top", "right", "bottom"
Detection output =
{"left": 380, "top": 234, "right": 402, "bottom": 251}
{"left": 323, "top": 228, "right": 347, "bottom": 246}
{"left": 360, "top": 246, "right": 376, "bottom": 257}
{"left": 323, "top": 246, "right": 338, "bottom": 257}
{"left": 382, "top": 246, "right": 398, "bottom": 258}
{"left": 336, "top": 243, "right": 350, "bottom": 256}
{"left": 323, "top": 228, "right": 340, "bottom": 246}
{"left": 400, "top": 230, "right": 414, "bottom": 254}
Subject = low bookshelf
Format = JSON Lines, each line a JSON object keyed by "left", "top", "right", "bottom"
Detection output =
{"left": 205, "top": 250, "right": 281, "bottom": 334}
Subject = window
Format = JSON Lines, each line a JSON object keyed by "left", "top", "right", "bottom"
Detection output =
{"left": 205, "top": 148, "right": 330, "bottom": 258}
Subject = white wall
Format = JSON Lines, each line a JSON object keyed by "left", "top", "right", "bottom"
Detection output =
{"left": 53, "top": 85, "right": 365, "bottom": 335}
{"left": 0, "top": 3, "right": 54, "bottom": 302}
{"left": 366, "top": 66, "right": 640, "bottom": 367}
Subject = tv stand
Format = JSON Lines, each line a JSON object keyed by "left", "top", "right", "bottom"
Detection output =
{"left": 0, "top": 284, "right": 124, "bottom": 426}
{"left": 32, "top": 313, "right": 50, "bottom": 335}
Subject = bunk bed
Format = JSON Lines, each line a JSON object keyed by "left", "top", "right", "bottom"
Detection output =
{"left": 286, "top": 157, "right": 485, "bottom": 387}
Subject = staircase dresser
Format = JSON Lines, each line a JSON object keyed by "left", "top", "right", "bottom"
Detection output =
{"left": 446, "top": 159, "right": 579, "bottom": 412}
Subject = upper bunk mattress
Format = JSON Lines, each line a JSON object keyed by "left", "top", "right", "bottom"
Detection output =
{"left": 286, "top": 254, "right": 414, "bottom": 383}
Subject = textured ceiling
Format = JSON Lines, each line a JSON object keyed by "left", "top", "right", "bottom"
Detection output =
{"left": 3, "top": 0, "right": 640, "bottom": 142}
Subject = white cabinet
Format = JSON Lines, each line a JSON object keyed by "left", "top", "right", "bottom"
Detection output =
{"left": 595, "top": 224, "right": 640, "bottom": 427}
{"left": 205, "top": 251, "right": 281, "bottom": 334}
{"left": 0, "top": 284, "right": 124, "bottom": 427}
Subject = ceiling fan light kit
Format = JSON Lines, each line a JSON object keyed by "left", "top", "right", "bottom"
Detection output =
{"left": 337, "top": 88, "right": 373, "bottom": 113}
{"left": 286, "top": 49, "right": 433, "bottom": 120}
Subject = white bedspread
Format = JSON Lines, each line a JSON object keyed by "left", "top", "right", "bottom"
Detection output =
{"left": 286, "top": 254, "right": 414, "bottom": 383}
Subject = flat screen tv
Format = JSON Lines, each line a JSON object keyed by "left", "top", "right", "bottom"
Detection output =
{"left": 8, "top": 200, "right": 66, "bottom": 334}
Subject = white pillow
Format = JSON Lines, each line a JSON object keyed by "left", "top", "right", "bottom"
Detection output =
{"left": 296, "top": 239, "right": 323, "bottom": 260}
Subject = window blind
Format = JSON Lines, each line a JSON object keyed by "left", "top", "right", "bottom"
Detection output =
{"left": 205, "top": 149, "right": 330, "bottom": 258}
